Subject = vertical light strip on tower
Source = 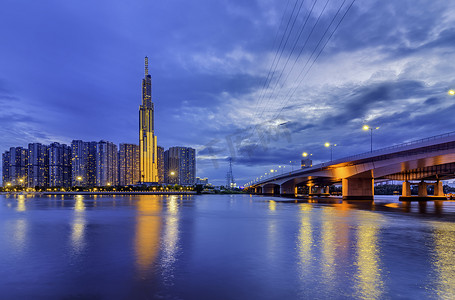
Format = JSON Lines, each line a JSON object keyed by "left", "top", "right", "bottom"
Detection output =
{"left": 139, "top": 56, "right": 158, "bottom": 183}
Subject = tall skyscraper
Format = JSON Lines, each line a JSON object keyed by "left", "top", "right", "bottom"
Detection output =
{"left": 96, "top": 140, "right": 118, "bottom": 186}
{"left": 48, "top": 142, "right": 72, "bottom": 187}
{"left": 71, "top": 140, "right": 97, "bottom": 187}
{"left": 2, "top": 150, "right": 11, "bottom": 186}
{"left": 139, "top": 56, "right": 158, "bottom": 183}
{"left": 28, "top": 143, "right": 49, "bottom": 188}
{"left": 119, "top": 143, "right": 140, "bottom": 186}
{"left": 157, "top": 146, "right": 164, "bottom": 184}
{"left": 164, "top": 147, "right": 196, "bottom": 185}
{"left": 9, "top": 147, "right": 28, "bottom": 186}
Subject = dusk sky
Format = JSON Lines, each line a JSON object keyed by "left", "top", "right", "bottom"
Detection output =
{"left": 1, "top": 0, "right": 455, "bottom": 185}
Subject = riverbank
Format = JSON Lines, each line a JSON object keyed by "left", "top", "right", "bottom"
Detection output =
{"left": 0, "top": 191, "right": 197, "bottom": 196}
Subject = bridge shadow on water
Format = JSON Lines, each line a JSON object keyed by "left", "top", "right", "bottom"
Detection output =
{"left": 269, "top": 196, "right": 455, "bottom": 222}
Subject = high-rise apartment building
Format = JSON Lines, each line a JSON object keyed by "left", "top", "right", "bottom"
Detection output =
{"left": 96, "top": 140, "right": 118, "bottom": 186}
{"left": 9, "top": 147, "right": 28, "bottom": 186}
{"left": 86, "top": 142, "right": 97, "bottom": 185}
{"left": 164, "top": 147, "right": 196, "bottom": 185}
{"left": 71, "top": 140, "right": 97, "bottom": 186}
{"left": 2, "top": 151, "right": 11, "bottom": 186}
{"left": 48, "top": 142, "right": 72, "bottom": 187}
{"left": 157, "top": 146, "right": 164, "bottom": 184}
{"left": 139, "top": 57, "right": 158, "bottom": 183}
{"left": 28, "top": 143, "right": 49, "bottom": 188}
{"left": 119, "top": 143, "right": 140, "bottom": 186}
{"left": 301, "top": 158, "right": 312, "bottom": 168}
{"left": 3, "top": 143, "right": 70, "bottom": 188}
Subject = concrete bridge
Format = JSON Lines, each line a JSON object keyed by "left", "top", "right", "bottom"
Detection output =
{"left": 246, "top": 132, "right": 455, "bottom": 200}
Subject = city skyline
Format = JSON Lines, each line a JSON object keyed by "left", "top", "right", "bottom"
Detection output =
{"left": 2, "top": 140, "right": 196, "bottom": 188}
{"left": 1, "top": 1, "right": 455, "bottom": 185}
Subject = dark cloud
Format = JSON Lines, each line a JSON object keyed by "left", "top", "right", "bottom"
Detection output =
{"left": 317, "top": 80, "right": 427, "bottom": 128}
{"left": 329, "top": 1, "right": 450, "bottom": 55}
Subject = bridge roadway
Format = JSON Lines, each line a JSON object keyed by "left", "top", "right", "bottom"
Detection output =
{"left": 247, "top": 131, "right": 455, "bottom": 200}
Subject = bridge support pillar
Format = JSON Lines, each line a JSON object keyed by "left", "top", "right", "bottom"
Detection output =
{"left": 308, "top": 185, "right": 314, "bottom": 195}
{"left": 342, "top": 178, "right": 374, "bottom": 200}
{"left": 325, "top": 186, "right": 330, "bottom": 194}
{"left": 280, "top": 183, "right": 296, "bottom": 197}
{"left": 418, "top": 181, "right": 427, "bottom": 197}
{"left": 402, "top": 181, "right": 411, "bottom": 197}
{"left": 434, "top": 180, "right": 444, "bottom": 197}
{"left": 263, "top": 186, "right": 275, "bottom": 195}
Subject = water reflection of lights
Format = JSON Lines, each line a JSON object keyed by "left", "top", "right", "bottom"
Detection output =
{"left": 168, "top": 196, "right": 179, "bottom": 215}
{"left": 75, "top": 196, "right": 85, "bottom": 211}
{"left": 430, "top": 221, "right": 455, "bottom": 299}
{"left": 354, "top": 211, "right": 384, "bottom": 300}
{"left": 13, "top": 219, "right": 27, "bottom": 252}
{"left": 17, "top": 195, "right": 26, "bottom": 212}
{"left": 267, "top": 202, "right": 278, "bottom": 263}
{"left": 135, "top": 198, "right": 162, "bottom": 277}
{"left": 71, "top": 196, "right": 86, "bottom": 253}
{"left": 321, "top": 207, "right": 336, "bottom": 286}
{"left": 162, "top": 196, "right": 180, "bottom": 285}
{"left": 298, "top": 204, "right": 313, "bottom": 276}
{"left": 268, "top": 200, "right": 276, "bottom": 211}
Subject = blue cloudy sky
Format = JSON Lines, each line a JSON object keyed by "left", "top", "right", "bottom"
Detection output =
{"left": 1, "top": 0, "right": 455, "bottom": 185}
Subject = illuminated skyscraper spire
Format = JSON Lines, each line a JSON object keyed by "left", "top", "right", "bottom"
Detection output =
{"left": 145, "top": 56, "right": 148, "bottom": 76}
{"left": 139, "top": 56, "right": 158, "bottom": 183}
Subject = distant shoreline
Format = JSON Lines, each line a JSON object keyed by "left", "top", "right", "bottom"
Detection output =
{"left": 0, "top": 191, "right": 197, "bottom": 196}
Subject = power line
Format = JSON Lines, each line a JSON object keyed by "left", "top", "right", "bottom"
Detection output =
{"left": 252, "top": 0, "right": 292, "bottom": 114}
{"left": 256, "top": 0, "right": 330, "bottom": 122}
{"left": 253, "top": 0, "right": 306, "bottom": 122}
{"left": 273, "top": 0, "right": 356, "bottom": 121}
{"left": 255, "top": 0, "right": 320, "bottom": 122}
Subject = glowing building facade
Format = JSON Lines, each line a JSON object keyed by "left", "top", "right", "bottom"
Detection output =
{"left": 139, "top": 57, "right": 158, "bottom": 183}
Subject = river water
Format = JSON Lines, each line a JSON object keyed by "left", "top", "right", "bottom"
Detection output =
{"left": 0, "top": 193, "right": 455, "bottom": 299}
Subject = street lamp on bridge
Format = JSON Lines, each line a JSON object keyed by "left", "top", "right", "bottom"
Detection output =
{"left": 363, "top": 125, "right": 379, "bottom": 152}
{"left": 324, "top": 142, "right": 337, "bottom": 161}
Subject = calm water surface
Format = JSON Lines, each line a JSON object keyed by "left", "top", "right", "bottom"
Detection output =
{"left": 1, "top": 193, "right": 455, "bottom": 299}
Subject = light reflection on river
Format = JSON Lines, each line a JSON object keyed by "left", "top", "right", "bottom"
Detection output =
{"left": 320, "top": 207, "right": 337, "bottom": 295}
{"left": 161, "top": 195, "right": 180, "bottom": 286}
{"left": 135, "top": 196, "right": 162, "bottom": 277}
{"left": 71, "top": 195, "right": 86, "bottom": 255}
{"left": 0, "top": 193, "right": 455, "bottom": 299}
{"left": 430, "top": 221, "right": 455, "bottom": 299}
{"left": 354, "top": 211, "right": 384, "bottom": 300}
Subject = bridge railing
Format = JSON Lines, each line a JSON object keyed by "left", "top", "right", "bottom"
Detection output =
{"left": 336, "top": 130, "right": 455, "bottom": 163}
